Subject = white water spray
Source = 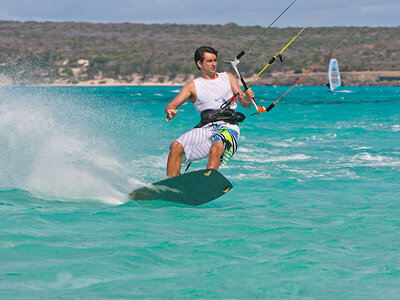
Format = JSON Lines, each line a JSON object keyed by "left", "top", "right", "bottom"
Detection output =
{"left": 0, "top": 87, "right": 145, "bottom": 205}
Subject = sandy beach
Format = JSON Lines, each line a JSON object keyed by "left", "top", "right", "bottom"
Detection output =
{"left": 41, "top": 71, "right": 400, "bottom": 87}
{"left": 1, "top": 71, "right": 399, "bottom": 87}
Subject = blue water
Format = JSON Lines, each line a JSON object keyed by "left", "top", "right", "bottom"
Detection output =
{"left": 1, "top": 85, "right": 399, "bottom": 298}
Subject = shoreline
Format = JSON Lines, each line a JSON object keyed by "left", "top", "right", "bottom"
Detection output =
{"left": 1, "top": 71, "right": 399, "bottom": 87}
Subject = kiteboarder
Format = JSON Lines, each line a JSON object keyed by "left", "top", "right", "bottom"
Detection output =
{"left": 165, "top": 46, "right": 254, "bottom": 178}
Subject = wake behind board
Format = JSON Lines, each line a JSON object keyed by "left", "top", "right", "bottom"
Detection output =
{"left": 129, "top": 169, "right": 232, "bottom": 206}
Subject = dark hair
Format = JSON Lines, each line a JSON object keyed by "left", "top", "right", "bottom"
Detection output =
{"left": 194, "top": 46, "right": 218, "bottom": 69}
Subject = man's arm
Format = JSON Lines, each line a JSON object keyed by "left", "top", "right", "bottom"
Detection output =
{"left": 227, "top": 72, "right": 254, "bottom": 109}
{"left": 165, "top": 81, "right": 195, "bottom": 121}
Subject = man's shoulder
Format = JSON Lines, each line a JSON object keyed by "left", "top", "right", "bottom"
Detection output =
{"left": 224, "top": 72, "right": 235, "bottom": 79}
{"left": 183, "top": 80, "right": 195, "bottom": 88}
{"left": 181, "top": 80, "right": 196, "bottom": 94}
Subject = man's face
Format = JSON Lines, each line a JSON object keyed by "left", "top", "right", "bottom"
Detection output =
{"left": 198, "top": 52, "right": 217, "bottom": 75}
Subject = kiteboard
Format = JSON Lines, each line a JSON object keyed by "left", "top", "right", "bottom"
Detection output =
{"left": 129, "top": 169, "right": 232, "bottom": 206}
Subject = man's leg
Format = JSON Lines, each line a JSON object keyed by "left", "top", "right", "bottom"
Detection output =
{"left": 167, "top": 141, "right": 184, "bottom": 177}
{"left": 206, "top": 141, "right": 224, "bottom": 170}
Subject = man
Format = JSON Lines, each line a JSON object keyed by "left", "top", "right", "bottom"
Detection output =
{"left": 165, "top": 46, "right": 254, "bottom": 177}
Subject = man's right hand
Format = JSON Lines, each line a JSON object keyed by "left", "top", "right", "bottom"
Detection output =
{"left": 166, "top": 109, "right": 178, "bottom": 121}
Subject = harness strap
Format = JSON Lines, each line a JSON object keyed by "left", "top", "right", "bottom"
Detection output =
{"left": 194, "top": 109, "right": 246, "bottom": 128}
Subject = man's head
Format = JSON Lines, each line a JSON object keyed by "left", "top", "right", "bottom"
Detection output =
{"left": 194, "top": 46, "right": 218, "bottom": 70}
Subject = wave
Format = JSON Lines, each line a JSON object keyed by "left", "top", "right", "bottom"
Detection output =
{"left": 235, "top": 153, "right": 312, "bottom": 163}
{"left": 343, "top": 152, "right": 400, "bottom": 168}
{"left": 391, "top": 125, "right": 400, "bottom": 132}
{"left": 0, "top": 88, "right": 148, "bottom": 205}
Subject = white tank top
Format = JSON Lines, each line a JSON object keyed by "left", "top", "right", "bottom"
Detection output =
{"left": 193, "top": 72, "right": 237, "bottom": 113}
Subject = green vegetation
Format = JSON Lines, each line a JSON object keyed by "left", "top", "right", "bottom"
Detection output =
{"left": 0, "top": 21, "right": 399, "bottom": 84}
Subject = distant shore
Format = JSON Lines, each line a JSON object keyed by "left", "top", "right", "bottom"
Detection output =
{"left": 1, "top": 71, "right": 399, "bottom": 87}
{"left": 1, "top": 22, "right": 398, "bottom": 89}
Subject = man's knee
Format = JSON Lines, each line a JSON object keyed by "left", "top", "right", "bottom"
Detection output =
{"left": 210, "top": 141, "right": 224, "bottom": 156}
{"left": 170, "top": 141, "right": 184, "bottom": 155}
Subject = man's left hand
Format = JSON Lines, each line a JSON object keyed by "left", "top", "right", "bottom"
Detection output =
{"left": 246, "top": 88, "right": 254, "bottom": 99}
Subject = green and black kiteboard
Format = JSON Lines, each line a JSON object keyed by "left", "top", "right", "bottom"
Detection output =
{"left": 129, "top": 169, "right": 232, "bottom": 206}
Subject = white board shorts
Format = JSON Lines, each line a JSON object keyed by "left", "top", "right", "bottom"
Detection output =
{"left": 173, "top": 122, "right": 240, "bottom": 166}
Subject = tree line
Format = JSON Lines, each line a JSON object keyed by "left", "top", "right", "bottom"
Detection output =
{"left": 0, "top": 21, "right": 398, "bottom": 84}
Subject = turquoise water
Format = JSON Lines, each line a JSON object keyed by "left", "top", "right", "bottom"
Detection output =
{"left": 1, "top": 85, "right": 399, "bottom": 298}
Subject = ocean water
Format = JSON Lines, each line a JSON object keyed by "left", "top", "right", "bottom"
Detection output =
{"left": 0, "top": 85, "right": 399, "bottom": 298}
